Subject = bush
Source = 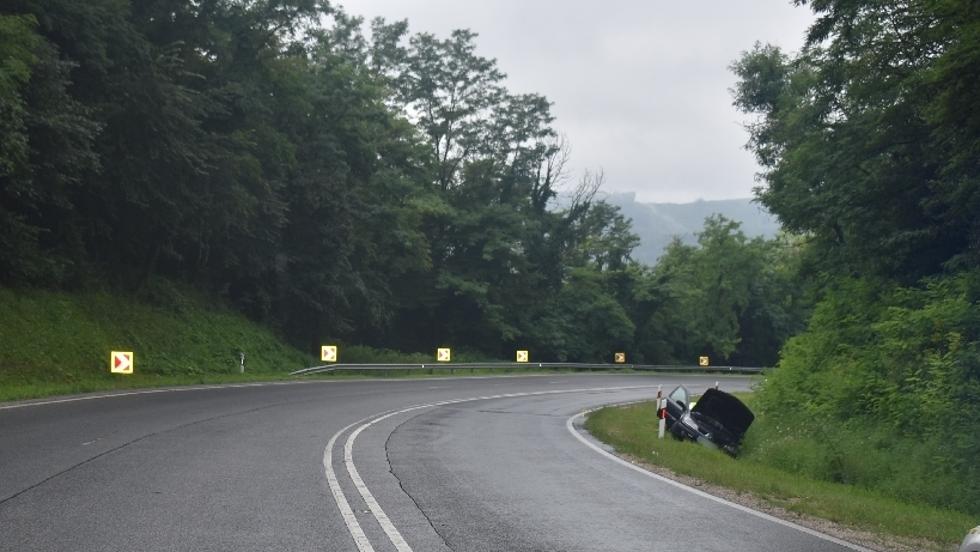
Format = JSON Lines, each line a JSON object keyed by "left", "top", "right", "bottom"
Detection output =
{"left": 752, "top": 271, "right": 980, "bottom": 515}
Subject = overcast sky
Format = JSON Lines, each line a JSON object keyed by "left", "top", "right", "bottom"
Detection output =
{"left": 340, "top": 1, "right": 815, "bottom": 203}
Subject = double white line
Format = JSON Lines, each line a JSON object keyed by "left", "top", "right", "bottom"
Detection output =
{"left": 321, "top": 384, "right": 658, "bottom": 552}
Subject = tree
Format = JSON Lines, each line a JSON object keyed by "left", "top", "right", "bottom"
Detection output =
{"left": 732, "top": 0, "right": 980, "bottom": 279}
{"left": 732, "top": 0, "right": 980, "bottom": 514}
{"left": 633, "top": 216, "right": 805, "bottom": 365}
{"left": 0, "top": 12, "right": 97, "bottom": 283}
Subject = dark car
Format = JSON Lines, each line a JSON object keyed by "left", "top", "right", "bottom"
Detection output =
{"left": 662, "top": 386, "right": 755, "bottom": 456}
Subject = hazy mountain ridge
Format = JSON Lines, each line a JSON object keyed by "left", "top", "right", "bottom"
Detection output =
{"left": 602, "top": 193, "right": 781, "bottom": 264}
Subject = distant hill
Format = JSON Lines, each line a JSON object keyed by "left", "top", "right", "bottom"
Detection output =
{"left": 602, "top": 193, "right": 782, "bottom": 265}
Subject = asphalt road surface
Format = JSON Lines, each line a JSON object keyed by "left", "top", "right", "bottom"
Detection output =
{"left": 0, "top": 374, "right": 866, "bottom": 551}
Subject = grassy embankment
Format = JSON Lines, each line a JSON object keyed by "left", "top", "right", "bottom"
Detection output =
{"left": 0, "top": 286, "right": 593, "bottom": 402}
{"left": 0, "top": 286, "right": 316, "bottom": 401}
{"left": 585, "top": 400, "right": 975, "bottom": 549}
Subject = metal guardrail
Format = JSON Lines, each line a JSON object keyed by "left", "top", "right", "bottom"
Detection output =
{"left": 289, "top": 362, "right": 765, "bottom": 377}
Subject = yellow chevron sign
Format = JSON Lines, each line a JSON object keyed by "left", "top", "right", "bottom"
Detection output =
{"left": 110, "top": 351, "right": 133, "bottom": 374}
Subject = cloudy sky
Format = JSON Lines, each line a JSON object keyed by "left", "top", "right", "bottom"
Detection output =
{"left": 340, "top": 1, "right": 815, "bottom": 203}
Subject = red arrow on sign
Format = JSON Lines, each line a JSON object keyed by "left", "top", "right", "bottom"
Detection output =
{"left": 111, "top": 351, "right": 132, "bottom": 373}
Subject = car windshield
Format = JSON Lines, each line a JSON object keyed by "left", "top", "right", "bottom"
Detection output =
{"left": 669, "top": 386, "right": 689, "bottom": 408}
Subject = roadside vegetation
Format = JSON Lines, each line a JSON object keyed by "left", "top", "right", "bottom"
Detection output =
{"left": 0, "top": 285, "right": 310, "bottom": 401}
{"left": 0, "top": 285, "right": 631, "bottom": 402}
{"left": 729, "top": 0, "right": 980, "bottom": 526}
{"left": 585, "top": 401, "right": 975, "bottom": 549}
{"left": 0, "top": 286, "right": 545, "bottom": 402}
{"left": 0, "top": 1, "right": 805, "bottom": 368}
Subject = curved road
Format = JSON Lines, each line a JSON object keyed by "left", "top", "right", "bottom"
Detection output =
{"left": 0, "top": 374, "right": 865, "bottom": 551}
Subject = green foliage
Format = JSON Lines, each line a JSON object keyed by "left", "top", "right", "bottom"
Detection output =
{"left": 633, "top": 216, "right": 808, "bottom": 365}
{"left": 0, "top": 0, "right": 805, "bottom": 374}
{"left": 0, "top": 11, "right": 98, "bottom": 283}
{"left": 339, "top": 344, "right": 497, "bottom": 364}
{"left": 732, "top": 1, "right": 980, "bottom": 278}
{"left": 587, "top": 402, "right": 975, "bottom": 547}
{"left": 732, "top": 0, "right": 980, "bottom": 519}
{"left": 0, "top": 285, "right": 312, "bottom": 400}
{"left": 755, "top": 271, "right": 980, "bottom": 514}
{"left": 552, "top": 267, "right": 635, "bottom": 361}
{"left": 0, "top": 14, "right": 37, "bottom": 176}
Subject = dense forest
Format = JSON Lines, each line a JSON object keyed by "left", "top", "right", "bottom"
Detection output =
{"left": 0, "top": 0, "right": 805, "bottom": 366}
{"left": 733, "top": 0, "right": 980, "bottom": 514}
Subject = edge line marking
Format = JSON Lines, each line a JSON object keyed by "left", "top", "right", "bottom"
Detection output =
{"left": 565, "top": 410, "right": 873, "bottom": 552}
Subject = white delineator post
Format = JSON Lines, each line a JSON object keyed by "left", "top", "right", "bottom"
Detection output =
{"left": 656, "top": 385, "right": 666, "bottom": 439}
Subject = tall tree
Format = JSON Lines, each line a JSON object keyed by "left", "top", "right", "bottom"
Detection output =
{"left": 633, "top": 216, "right": 805, "bottom": 365}
{"left": 0, "top": 12, "right": 98, "bottom": 283}
{"left": 731, "top": 0, "right": 980, "bottom": 279}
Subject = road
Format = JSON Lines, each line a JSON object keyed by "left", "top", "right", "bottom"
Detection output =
{"left": 0, "top": 374, "right": 865, "bottom": 551}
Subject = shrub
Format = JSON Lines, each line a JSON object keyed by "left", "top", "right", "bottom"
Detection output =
{"left": 752, "top": 271, "right": 980, "bottom": 515}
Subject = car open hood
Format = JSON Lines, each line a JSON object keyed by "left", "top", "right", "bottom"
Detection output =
{"left": 691, "top": 388, "right": 755, "bottom": 438}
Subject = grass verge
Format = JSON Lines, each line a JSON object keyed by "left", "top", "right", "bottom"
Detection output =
{"left": 0, "top": 285, "right": 641, "bottom": 402}
{"left": 0, "top": 286, "right": 314, "bottom": 402}
{"left": 584, "top": 401, "right": 974, "bottom": 550}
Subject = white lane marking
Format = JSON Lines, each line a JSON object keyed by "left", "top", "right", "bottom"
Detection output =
{"left": 345, "top": 413, "right": 419, "bottom": 552}
{"left": 0, "top": 372, "right": 732, "bottom": 411}
{"left": 324, "top": 418, "right": 379, "bottom": 552}
{"left": 327, "top": 384, "right": 660, "bottom": 552}
{"left": 565, "top": 411, "right": 873, "bottom": 552}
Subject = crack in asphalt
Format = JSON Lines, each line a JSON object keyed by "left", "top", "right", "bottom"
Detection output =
{"left": 433, "top": 405, "right": 566, "bottom": 418}
{"left": 0, "top": 398, "right": 320, "bottom": 507}
{"left": 383, "top": 410, "right": 456, "bottom": 552}
{"left": 473, "top": 408, "right": 566, "bottom": 418}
